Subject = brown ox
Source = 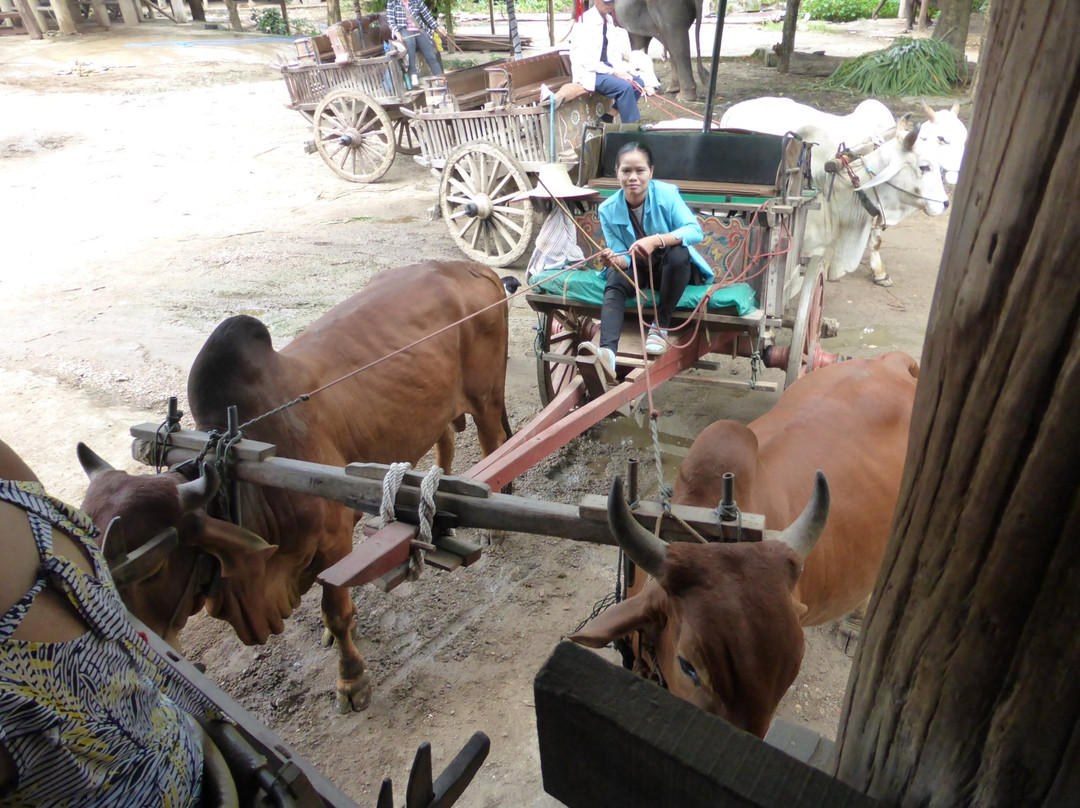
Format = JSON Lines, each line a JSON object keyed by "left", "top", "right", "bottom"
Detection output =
{"left": 78, "top": 260, "right": 511, "bottom": 712}
{"left": 571, "top": 351, "right": 919, "bottom": 736}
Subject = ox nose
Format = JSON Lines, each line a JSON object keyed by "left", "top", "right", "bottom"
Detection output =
{"left": 943, "top": 199, "right": 950, "bottom": 210}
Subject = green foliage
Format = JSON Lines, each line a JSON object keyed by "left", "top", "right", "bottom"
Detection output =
{"left": 826, "top": 36, "right": 966, "bottom": 96}
{"left": 801, "top": 0, "right": 881, "bottom": 22}
{"left": 875, "top": 0, "right": 899, "bottom": 17}
{"left": 443, "top": 56, "right": 480, "bottom": 69}
{"left": 254, "top": 8, "right": 289, "bottom": 34}
{"left": 454, "top": 0, "right": 573, "bottom": 14}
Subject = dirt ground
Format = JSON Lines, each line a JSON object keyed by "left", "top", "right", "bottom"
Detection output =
{"left": 0, "top": 8, "right": 971, "bottom": 806}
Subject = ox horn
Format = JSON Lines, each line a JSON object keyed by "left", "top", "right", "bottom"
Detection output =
{"left": 607, "top": 476, "right": 667, "bottom": 578}
{"left": 920, "top": 99, "right": 937, "bottom": 122}
{"left": 949, "top": 102, "right": 960, "bottom": 116}
{"left": 77, "top": 442, "right": 116, "bottom": 480}
{"left": 902, "top": 122, "right": 921, "bottom": 152}
{"left": 774, "top": 471, "right": 830, "bottom": 561}
{"left": 176, "top": 463, "right": 221, "bottom": 513}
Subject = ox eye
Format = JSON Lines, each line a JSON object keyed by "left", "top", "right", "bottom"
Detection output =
{"left": 677, "top": 655, "right": 701, "bottom": 686}
{"left": 919, "top": 164, "right": 933, "bottom": 174}
{"left": 938, "top": 135, "right": 948, "bottom": 144}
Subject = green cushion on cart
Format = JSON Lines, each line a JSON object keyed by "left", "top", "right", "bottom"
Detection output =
{"left": 530, "top": 269, "right": 758, "bottom": 316}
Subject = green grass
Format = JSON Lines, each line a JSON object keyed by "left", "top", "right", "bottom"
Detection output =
{"left": 827, "top": 36, "right": 966, "bottom": 95}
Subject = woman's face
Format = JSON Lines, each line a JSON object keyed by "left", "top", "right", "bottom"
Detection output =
{"left": 616, "top": 149, "right": 653, "bottom": 203}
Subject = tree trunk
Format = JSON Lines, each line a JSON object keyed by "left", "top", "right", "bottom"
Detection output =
{"left": 933, "top": 0, "right": 972, "bottom": 56}
{"left": 326, "top": 0, "right": 341, "bottom": 27}
{"left": 777, "top": 0, "right": 800, "bottom": 74}
{"left": 833, "top": 3, "right": 1080, "bottom": 807}
{"left": 222, "top": 0, "right": 242, "bottom": 30}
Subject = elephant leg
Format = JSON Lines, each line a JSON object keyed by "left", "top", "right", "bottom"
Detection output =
{"left": 664, "top": 29, "right": 697, "bottom": 102}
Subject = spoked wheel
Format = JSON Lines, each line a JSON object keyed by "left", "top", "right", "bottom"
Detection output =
{"left": 392, "top": 116, "right": 421, "bottom": 156}
{"left": 536, "top": 310, "right": 600, "bottom": 407}
{"left": 785, "top": 259, "right": 826, "bottom": 388}
{"left": 440, "top": 142, "right": 536, "bottom": 267}
{"left": 312, "top": 89, "right": 395, "bottom": 183}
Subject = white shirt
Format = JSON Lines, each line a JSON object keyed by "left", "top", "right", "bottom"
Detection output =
{"left": 568, "top": 6, "right": 633, "bottom": 92}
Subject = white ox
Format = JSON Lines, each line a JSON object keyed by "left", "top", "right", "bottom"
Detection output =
{"left": 720, "top": 97, "right": 958, "bottom": 290}
{"left": 793, "top": 120, "right": 950, "bottom": 296}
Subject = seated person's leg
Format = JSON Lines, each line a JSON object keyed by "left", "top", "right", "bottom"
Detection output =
{"left": 600, "top": 265, "right": 637, "bottom": 351}
{"left": 593, "top": 73, "right": 642, "bottom": 123}
{"left": 656, "top": 246, "right": 693, "bottom": 330}
{"left": 417, "top": 30, "right": 444, "bottom": 75}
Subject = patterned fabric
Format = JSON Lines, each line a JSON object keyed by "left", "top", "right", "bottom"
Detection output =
{"left": 0, "top": 481, "right": 212, "bottom": 808}
{"left": 386, "top": 0, "right": 438, "bottom": 36}
{"left": 527, "top": 206, "right": 586, "bottom": 280}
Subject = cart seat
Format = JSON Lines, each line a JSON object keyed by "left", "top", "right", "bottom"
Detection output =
{"left": 588, "top": 129, "right": 809, "bottom": 199}
{"left": 529, "top": 269, "right": 757, "bottom": 316}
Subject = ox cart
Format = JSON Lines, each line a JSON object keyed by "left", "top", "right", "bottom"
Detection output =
{"left": 278, "top": 19, "right": 428, "bottom": 183}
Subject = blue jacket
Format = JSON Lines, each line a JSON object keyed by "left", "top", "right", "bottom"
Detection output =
{"left": 598, "top": 180, "right": 712, "bottom": 282}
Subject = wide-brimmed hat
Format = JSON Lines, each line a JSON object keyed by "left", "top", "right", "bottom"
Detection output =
{"left": 513, "top": 163, "right": 598, "bottom": 201}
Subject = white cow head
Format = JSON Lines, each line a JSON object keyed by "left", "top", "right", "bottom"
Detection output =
{"left": 860, "top": 122, "right": 950, "bottom": 217}
{"left": 624, "top": 49, "right": 661, "bottom": 94}
{"left": 917, "top": 101, "right": 967, "bottom": 185}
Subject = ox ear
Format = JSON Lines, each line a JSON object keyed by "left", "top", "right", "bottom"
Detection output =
{"left": 568, "top": 582, "right": 665, "bottom": 649}
{"left": 773, "top": 470, "right": 830, "bottom": 562}
{"left": 895, "top": 111, "right": 914, "bottom": 134}
{"left": 194, "top": 515, "right": 278, "bottom": 579}
{"left": 77, "top": 442, "right": 116, "bottom": 480}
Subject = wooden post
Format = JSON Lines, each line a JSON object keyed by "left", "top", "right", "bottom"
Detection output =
{"left": 325, "top": 0, "right": 341, "bottom": 26}
{"left": 443, "top": 0, "right": 452, "bottom": 37}
{"left": 167, "top": 0, "right": 187, "bottom": 23}
{"left": 488, "top": 0, "right": 494, "bottom": 35}
{"left": 115, "top": 0, "right": 140, "bottom": 27}
{"left": 833, "top": 3, "right": 1080, "bottom": 805}
{"left": 547, "top": 0, "right": 553, "bottom": 46}
{"left": 13, "top": 0, "right": 44, "bottom": 36}
{"left": 49, "top": 0, "right": 77, "bottom": 34}
{"left": 277, "top": 0, "right": 288, "bottom": 33}
{"left": 87, "top": 0, "right": 110, "bottom": 28}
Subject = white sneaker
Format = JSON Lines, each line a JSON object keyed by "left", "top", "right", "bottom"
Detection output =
{"left": 578, "top": 341, "right": 617, "bottom": 383}
{"left": 645, "top": 326, "right": 669, "bottom": 356}
{"left": 411, "top": 73, "right": 419, "bottom": 87}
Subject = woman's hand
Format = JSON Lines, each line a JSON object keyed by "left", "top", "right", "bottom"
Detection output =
{"left": 629, "top": 234, "right": 665, "bottom": 259}
{"left": 598, "top": 249, "right": 623, "bottom": 270}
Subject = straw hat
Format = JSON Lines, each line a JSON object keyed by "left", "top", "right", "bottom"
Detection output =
{"left": 513, "top": 163, "right": 598, "bottom": 201}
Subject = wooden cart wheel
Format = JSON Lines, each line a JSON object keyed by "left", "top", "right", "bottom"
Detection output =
{"left": 785, "top": 259, "right": 826, "bottom": 389}
{"left": 536, "top": 310, "right": 600, "bottom": 407}
{"left": 440, "top": 142, "right": 536, "bottom": 267}
{"left": 312, "top": 89, "right": 395, "bottom": 183}
{"left": 392, "top": 117, "right": 421, "bottom": 156}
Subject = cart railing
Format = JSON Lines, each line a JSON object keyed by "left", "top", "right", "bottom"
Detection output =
{"left": 280, "top": 51, "right": 410, "bottom": 111}
{"left": 404, "top": 105, "right": 551, "bottom": 169}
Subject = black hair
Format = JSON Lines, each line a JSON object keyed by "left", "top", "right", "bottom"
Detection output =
{"left": 615, "top": 141, "right": 654, "bottom": 169}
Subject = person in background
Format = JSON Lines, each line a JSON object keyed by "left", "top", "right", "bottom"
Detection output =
{"left": 0, "top": 437, "right": 217, "bottom": 807}
{"left": 568, "top": 0, "right": 642, "bottom": 123}
{"left": 579, "top": 141, "right": 713, "bottom": 380}
{"left": 386, "top": 0, "right": 447, "bottom": 88}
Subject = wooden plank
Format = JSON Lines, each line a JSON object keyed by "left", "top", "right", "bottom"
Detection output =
{"left": 344, "top": 463, "right": 491, "bottom": 498}
{"left": 318, "top": 521, "right": 415, "bottom": 588}
{"left": 669, "top": 375, "right": 780, "bottom": 393}
{"left": 587, "top": 176, "right": 780, "bottom": 198}
{"left": 576, "top": 354, "right": 607, "bottom": 401}
{"left": 578, "top": 495, "right": 764, "bottom": 542}
{"left": 434, "top": 534, "right": 483, "bottom": 565}
{"left": 130, "top": 424, "right": 277, "bottom": 462}
{"left": 13, "top": 0, "right": 42, "bottom": 36}
{"left": 534, "top": 642, "right": 882, "bottom": 808}
{"left": 424, "top": 549, "right": 463, "bottom": 572}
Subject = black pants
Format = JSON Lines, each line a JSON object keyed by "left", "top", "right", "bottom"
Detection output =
{"left": 599, "top": 245, "right": 694, "bottom": 351}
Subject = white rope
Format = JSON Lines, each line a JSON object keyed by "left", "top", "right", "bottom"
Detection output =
{"left": 650, "top": 418, "right": 674, "bottom": 511}
{"left": 380, "top": 462, "right": 412, "bottom": 527}
{"left": 418, "top": 466, "right": 443, "bottom": 542}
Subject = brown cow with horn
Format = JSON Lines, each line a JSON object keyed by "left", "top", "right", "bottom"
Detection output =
{"left": 78, "top": 260, "right": 513, "bottom": 713}
{"left": 571, "top": 351, "right": 919, "bottom": 736}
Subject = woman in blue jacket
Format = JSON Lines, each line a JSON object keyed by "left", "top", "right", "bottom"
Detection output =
{"left": 579, "top": 141, "right": 713, "bottom": 381}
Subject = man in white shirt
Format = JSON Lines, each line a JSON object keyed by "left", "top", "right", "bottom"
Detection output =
{"left": 569, "top": 0, "right": 642, "bottom": 123}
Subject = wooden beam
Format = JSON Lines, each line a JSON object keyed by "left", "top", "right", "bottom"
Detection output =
{"left": 317, "top": 521, "right": 415, "bottom": 588}
{"left": 131, "top": 438, "right": 747, "bottom": 546}
{"left": 13, "top": 0, "right": 43, "bottom": 37}
{"left": 534, "top": 641, "right": 882, "bottom": 808}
